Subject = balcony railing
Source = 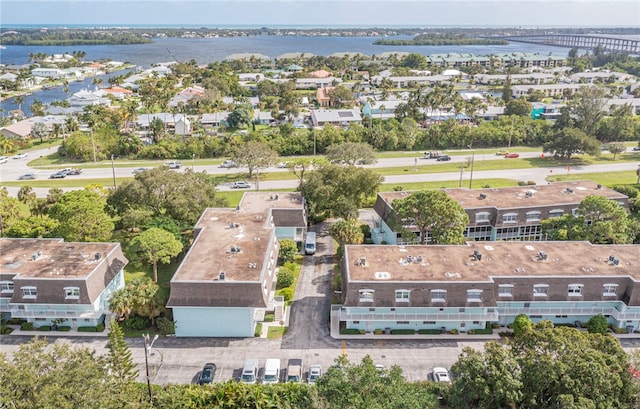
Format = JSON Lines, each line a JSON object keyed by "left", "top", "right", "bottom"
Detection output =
{"left": 499, "top": 306, "right": 640, "bottom": 321}
{"left": 338, "top": 310, "right": 499, "bottom": 322}
{"left": 9, "top": 307, "right": 105, "bottom": 319}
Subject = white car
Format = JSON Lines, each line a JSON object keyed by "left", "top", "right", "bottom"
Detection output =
{"left": 12, "top": 153, "right": 28, "bottom": 159}
{"left": 277, "top": 162, "right": 288, "bottom": 168}
{"left": 308, "top": 365, "right": 322, "bottom": 384}
{"left": 0, "top": 156, "right": 7, "bottom": 164}
{"left": 231, "top": 181, "right": 251, "bottom": 189}
{"left": 219, "top": 160, "right": 237, "bottom": 168}
{"left": 165, "top": 161, "right": 182, "bottom": 169}
{"left": 432, "top": 367, "right": 451, "bottom": 383}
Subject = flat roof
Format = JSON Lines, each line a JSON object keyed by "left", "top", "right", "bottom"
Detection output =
{"left": 345, "top": 242, "right": 639, "bottom": 282}
{"left": 173, "top": 192, "right": 304, "bottom": 282}
{"left": 378, "top": 180, "right": 626, "bottom": 210}
{"left": 0, "top": 238, "right": 121, "bottom": 279}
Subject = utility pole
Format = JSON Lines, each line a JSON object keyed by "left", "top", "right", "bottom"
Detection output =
{"left": 468, "top": 148, "right": 475, "bottom": 189}
{"left": 111, "top": 154, "right": 117, "bottom": 189}
{"left": 91, "top": 129, "right": 97, "bottom": 162}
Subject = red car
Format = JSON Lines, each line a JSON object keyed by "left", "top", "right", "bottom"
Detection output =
{"left": 505, "top": 153, "right": 520, "bottom": 158}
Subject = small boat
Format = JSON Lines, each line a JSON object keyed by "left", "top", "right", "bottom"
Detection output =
{"left": 0, "top": 45, "right": 6, "bottom": 50}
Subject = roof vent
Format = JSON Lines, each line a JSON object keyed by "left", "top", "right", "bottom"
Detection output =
{"left": 94, "top": 252, "right": 101, "bottom": 261}
{"left": 472, "top": 249, "right": 482, "bottom": 261}
{"left": 219, "top": 272, "right": 226, "bottom": 280}
{"left": 230, "top": 245, "right": 241, "bottom": 253}
{"left": 374, "top": 272, "right": 391, "bottom": 280}
{"left": 479, "top": 193, "right": 487, "bottom": 200}
{"left": 445, "top": 272, "right": 461, "bottom": 278}
{"left": 248, "top": 263, "right": 257, "bottom": 269}
{"left": 596, "top": 184, "right": 602, "bottom": 189}
{"left": 525, "top": 189, "right": 535, "bottom": 198}
{"left": 565, "top": 188, "right": 574, "bottom": 194}
{"left": 229, "top": 222, "right": 239, "bottom": 229}
{"left": 31, "top": 250, "right": 42, "bottom": 261}
{"left": 608, "top": 255, "right": 620, "bottom": 266}
{"left": 537, "top": 251, "right": 548, "bottom": 261}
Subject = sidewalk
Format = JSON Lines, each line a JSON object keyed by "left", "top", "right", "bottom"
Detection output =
{"left": 259, "top": 305, "right": 291, "bottom": 338}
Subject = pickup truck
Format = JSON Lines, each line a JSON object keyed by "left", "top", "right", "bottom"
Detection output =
{"left": 61, "top": 168, "right": 82, "bottom": 175}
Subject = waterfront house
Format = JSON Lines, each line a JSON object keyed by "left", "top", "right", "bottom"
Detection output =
{"left": 0, "top": 238, "right": 128, "bottom": 330}
{"left": 168, "top": 192, "right": 307, "bottom": 337}
{"left": 332, "top": 241, "right": 640, "bottom": 336}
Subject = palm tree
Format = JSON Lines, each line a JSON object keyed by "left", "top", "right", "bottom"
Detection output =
{"left": 13, "top": 95, "right": 24, "bottom": 117}
{"left": 108, "top": 288, "right": 134, "bottom": 321}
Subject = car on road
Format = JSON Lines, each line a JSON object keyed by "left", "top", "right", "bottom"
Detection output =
{"left": 18, "top": 173, "right": 37, "bottom": 180}
{"left": 12, "top": 153, "right": 28, "bottom": 159}
{"left": 231, "top": 181, "right": 251, "bottom": 189}
{"left": 132, "top": 167, "right": 150, "bottom": 174}
{"left": 633, "top": 146, "right": 640, "bottom": 151}
{"left": 505, "top": 153, "right": 520, "bottom": 158}
{"left": 0, "top": 156, "right": 7, "bottom": 164}
{"left": 496, "top": 149, "right": 509, "bottom": 156}
{"left": 219, "top": 160, "right": 237, "bottom": 168}
{"left": 165, "top": 161, "right": 182, "bottom": 169}
{"left": 436, "top": 155, "right": 451, "bottom": 161}
{"left": 432, "top": 367, "right": 451, "bottom": 383}
{"left": 49, "top": 171, "right": 67, "bottom": 179}
{"left": 308, "top": 365, "right": 322, "bottom": 384}
{"left": 62, "top": 168, "right": 82, "bottom": 175}
{"left": 278, "top": 162, "right": 288, "bottom": 168}
{"left": 197, "top": 363, "right": 216, "bottom": 385}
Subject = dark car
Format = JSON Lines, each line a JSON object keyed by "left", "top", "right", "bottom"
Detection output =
{"left": 633, "top": 146, "right": 640, "bottom": 151}
{"left": 436, "top": 155, "right": 451, "bottom": 161}
{"left": 49, "top": 172, "right": 67, "bottom": 179}
{"left": 197, "top": 363, "right": 216, "bottom": 385}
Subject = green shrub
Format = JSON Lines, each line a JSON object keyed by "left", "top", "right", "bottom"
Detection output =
{"left": 254, "top": 322, "right": 263, "bottom": 337}
{"left": 156, "top": 317, "right": 175, "bottom": 335}
{"left": 264, "top": 313, "right": 275, "bottom": 322}
{"left": 390, "top": 329, "right": 415, "bottom": 335}
{"left": 359, "top": 224, "right": 371, "bottom": 239}
{"left": 278, "top": 239, "right": 298, "bottom": 264}
{"left": 20, "top": 322, "right": 34, "bottom": 331}
{"left": 57, "top": 326, "right": 71, "bottom": 332}
{"left": 374, "top": 328, "right": 383, "bottom": 335}
{"left": 38, "top": 325, "right": 52, "bottom": 331}
{"left": 276, "top": 268, "right": 295, "bottom": 289}
{"left": 517, "top": 181, "right": 527, "bottom": 186}
{"left": 96, "top": 323, "right": 105, "bottom": 332}
{"left": 122, "top": 314, "right": 149, "bottom": 331}
{"left": 78, "top": 326, "right": 97, "bottom": 332}
{"left": 586, "top": 314, "right": 608, "bottom": 334}
{"left": 278, "top": 288, "right": 293, "bottom": 302}
{"left": 527, "top": 180, "right": 537, "bottom": 185}
{"left": 491, "top": 323, "right": 500, "bottom": 329}
{"left": 1, "top": 326, "right": 14, "bottom": 335}
{"left": 418, "top": 329, "right": 442, "bottom": 335}
{"left": 469, "top": 328, "right": 493, "bottom": 335}
{"left": 608, "top": 325, "right": 628, "bottom": 334}
{"left": 449, "top": 329, "right": 459, "bottom": 335}
{"left": 340, "top": 328, "right": 362, "bottom": 335}
{"left": 9, "top": 318, "right": 25, "bottom": 325}
{"left": 359, "top": 329, "right": 366, "bottom": 334}
{"left": 392, "top": 186, "right": 404, "bottom": 191}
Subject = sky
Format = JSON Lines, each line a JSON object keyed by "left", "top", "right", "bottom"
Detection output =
{"left": 1, "top": 0, "right": 639, "bottom": 27}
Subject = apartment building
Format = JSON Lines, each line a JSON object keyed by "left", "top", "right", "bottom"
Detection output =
{"left": 167, "top": 192, "right": 307, "bottom": 337}
{"left": 372, "top": 181, "right": 628, "bottom": 244}
{"left": 331, "top": 241, "right": 640, "bottom": 336}
{"left": 0, "top": 238, "right": 128, "bottom": 329}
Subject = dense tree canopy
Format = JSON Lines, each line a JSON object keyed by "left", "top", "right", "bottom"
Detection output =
{"left": 543, "top": 127, "right": 600, "bottom": 159}
{"left": 324, "top": 141, "right": 377, "bottom": 166}
{"left": 130, "top": 227, "right": 183, "bottom": 283}
{"left": 49, "top": 189, "right": 114, "bottom": 242}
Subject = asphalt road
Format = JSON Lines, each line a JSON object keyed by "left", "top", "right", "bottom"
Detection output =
{"left": 2, "top": 147, "right": 638, "bottom": 197}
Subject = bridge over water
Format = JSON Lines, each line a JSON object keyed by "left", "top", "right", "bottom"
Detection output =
{"left": 499, "top": 34, "right": 640, "bottom": 54}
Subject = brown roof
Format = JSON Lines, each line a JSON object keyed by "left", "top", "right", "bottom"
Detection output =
{"left": 344, "top": 241, "right": 640, "bottom": 283}
{"left": 377, "top": 180, "right": 627, "bottom": 211}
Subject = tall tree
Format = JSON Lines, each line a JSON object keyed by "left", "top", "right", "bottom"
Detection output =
{"left": 391, "top": 190, "right": 469, "bottom": 244}
{"left": 130, "top": 227, "right": 183, "bottom": 283}
{"left": 49, "top": 189, "right": 113, "bottom": 242}
{"left": 106, "top": 316, "right": 138, "bottom": 383}
{"left": 325, "top": 141, "right": 376, "bottom": 166}
{"left": 230, "top": 141, "right": 278, "bottom": 178}
{"left": 565, "top": 86, "right": 608, "bottom": 137}
{"left": 543, "top": 127, "right": 600, "bottom": 159}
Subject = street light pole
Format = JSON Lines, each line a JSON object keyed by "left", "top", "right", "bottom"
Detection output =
{"left": 142, "top": 334, "right": 153, "bottom": 403}
{"left": 468, "top": 148, "right": 475, "bottom": 189}
{"left": 459, "top": 163, "right": 464, "bottom": 188}
{"left": 111, "top": 154, "right": 117, "bottom": 189}
{"left": 192, "top": 153, "right": 195, "bottom": 171}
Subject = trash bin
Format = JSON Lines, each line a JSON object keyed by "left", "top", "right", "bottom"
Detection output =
{"left": 627, "top": 325, "right": 634, "bottom": 334}
{"left": 384, "top": 328, "right": 391, "bottom": 335}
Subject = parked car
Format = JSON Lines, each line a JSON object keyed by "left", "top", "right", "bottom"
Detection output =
{"left": 18, "top": 173, "right": 37, "bottom": 180}
{"left": 286, "top": 359, "right": 303, "bottom": 383}
{"left": 197, "top": 363, "right": 216, "bottom": 385}
{"left": 0, "top": 156, "right": 8, "bottom": 164}
{"left": 432, "top": 367, "right": 451, "bottom": 383}
{"left": 436, "top": 155, "right": 451, "bottom": 161}
{"left": 240, "top": 358, "right": 259, "bottom": 384}
{"left": 262, "top": 359, "right": 281, "bottom": 385}
{"left": 12, "top": 153, "right": 28, "bottom": 159}
{"left": 231, "top": 181, "right": 251, "bottom": 189}
{"left": 308, "top": 365, "right": 322, "bottom": 384}
{"left": 496, "top": 149, "right": 509, "bottom": 156}
{"left": 219, "top": 160, "right": 237, "bottom": 168}
{"left": 505, "top": 153, "right": 520, "bottom": 158}
{"left": 49, "top": 172, "right": 67, "bottom": 179}
{"left": 165, "top": 161, "right": 182, "bottom": 169}
{"left": 62, "top": 168, "right": 82, "bottom": 175}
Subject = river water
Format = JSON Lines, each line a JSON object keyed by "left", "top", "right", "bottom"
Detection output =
{"left": 0, "top": 36, "right": 567, "bottom": 115}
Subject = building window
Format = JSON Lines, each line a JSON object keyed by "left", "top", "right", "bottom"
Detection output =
{"left": 467, "top": 289, "right": 483, "bottom": 302}
{"left": 603, "top": 284, "right": 618, "bottom": 296}
{"left": 475, "top": 212, "right": 490, "bottom": 223}
{"left": 64, "top": 287, "right": 80, "bottom": 299}
{"left": 503, "top": 213, "right": 517, "bottom": 223}
{"left": 359, "top": 289, "right": 374, "bottom": 302}
{"left": 533, "top": 284, "right": 549, "bottom": 297}
{"left": 549, "top": 209, "right": 564, "bottom": 218}
{"left": 526, "top": 211, "right": 541, "bottom": 221}
{"left": 22, "top": 286, "right": 37, "bottom": 299}
{"left": 431, "top": 289, "right": 446, "bottom": 303}
{"left": 572, "top": 208, "right": 580, "bottom": 217}
{"left": 396, "top": 321, "right": 409, "bottom": 324}
{"left": 423, "top": 321, "right": 436, "bottom": 325}
{"left": 498, "top": 284, "right": 513, "bottom": 297}
{"left": 0, "top": 281, "right": 14, "bottom": 294}
{"left": 395, "top": 289, "right": 410, "bottom": 302}
{"left": 568, "top": 284, "right": 583, "bottom": 296}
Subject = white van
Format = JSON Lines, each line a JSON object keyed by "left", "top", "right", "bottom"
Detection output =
{"left": 240, "top": 358, "right": 259, "bottom": 384}
{"left": 305, "top": 232, "right": 316, "bottom": 255}
{"left": 262, "top": 359, "right": 281, "bottom": 384}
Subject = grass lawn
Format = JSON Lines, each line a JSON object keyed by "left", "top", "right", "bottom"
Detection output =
{"left": 547, "top": 171, "right": 639, "bottom": 185}
{"left": 124, "top": 260, "right": 180, "bottom": 300}
{"left": 267, "top": 326, "right": 288, "bottom": 339}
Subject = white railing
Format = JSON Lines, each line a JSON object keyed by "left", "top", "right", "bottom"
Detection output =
{"left": 499, "top": 306, "right": 640, "bottom": 320}
{"left": 338, "top": 310, "right": 499, "bottom": 322}
{"left": 9, "top": 307, "right": 104, "bottom": 319}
